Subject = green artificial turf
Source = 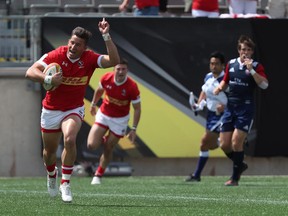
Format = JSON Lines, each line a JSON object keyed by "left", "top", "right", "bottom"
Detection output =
{"left": 0, "top": 176, "right": 287, "bottom": 216}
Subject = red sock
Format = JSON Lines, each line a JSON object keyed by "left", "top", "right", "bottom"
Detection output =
{"left": 95, "top": 166, "right": 105, "bottom": 177}
{"left": 46, "top": 163, "right": 56, "bottom": 178}
{"left": 61, "top": 165, "right": 73, "bottom": 184}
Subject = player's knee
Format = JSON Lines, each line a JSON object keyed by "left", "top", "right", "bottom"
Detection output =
{"left": 63, "top": 134, "right": 76, "bottom": 146}
{"left": 87, "top": 141, "right": 100, "bottom": 150}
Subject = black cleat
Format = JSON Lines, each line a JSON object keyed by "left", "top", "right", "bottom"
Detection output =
{"left": 229, "top": 162, "right": 248, "bottom": 181}
{"left": 185, "top": 174, "right": 201, "bottom": 182}
{"left": 225, "top": 179, "right": 238, "bottom": 186}
{"left": 238, "top": 162, "right": 248, "bottom": 180}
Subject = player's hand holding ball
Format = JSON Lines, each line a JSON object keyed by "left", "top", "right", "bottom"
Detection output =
{"left": 43, "top": 62, "right": 63, "bottom": 91}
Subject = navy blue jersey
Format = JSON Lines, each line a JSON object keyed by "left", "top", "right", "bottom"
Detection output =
{"left": 224, "top": 57, "right": 261, "bottom": 105}
{"left": 221, "top": 57, "right": 267, "bottom": 132}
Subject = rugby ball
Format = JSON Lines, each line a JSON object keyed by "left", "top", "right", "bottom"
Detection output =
{"left": 43, "top": 62, "right": 62, "bottom": 91}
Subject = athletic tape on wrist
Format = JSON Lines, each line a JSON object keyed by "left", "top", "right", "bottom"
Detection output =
{"left": 102, "top": 33, "right": 111, "bottom": 41}
{"left": 250, "top": 69, "right": 256, "bottom": 75}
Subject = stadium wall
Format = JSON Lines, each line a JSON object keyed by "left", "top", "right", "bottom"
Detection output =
{"left": 0, "top": 67, "right": 46, "bottom": 177}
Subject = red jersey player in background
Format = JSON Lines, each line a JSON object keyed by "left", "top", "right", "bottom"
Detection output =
{"left": 191, "top": 0, "right": 219, "bottom": 17}
{"left": 119, "top": 0, "right": 159, "bottom": 16}
{"left": 25, "top": 18, "right": 120, "bottom": 203}
{"left": 87, "top": 58, "right": 141, "bottom": 185}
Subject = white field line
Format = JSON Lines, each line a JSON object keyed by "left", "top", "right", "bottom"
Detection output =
{"left": 0, "top": 189, "right": 287, "bottom": 205}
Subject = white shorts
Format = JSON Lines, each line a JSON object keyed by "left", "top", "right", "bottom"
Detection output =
{"left": 192, "top": 9, "right": 219, "bottom": 17}
{"left": 95, "top": 109, "right": 129, "bottom": 137}
{"left": 41, "top": 106, "right": 85, "bottom": 132}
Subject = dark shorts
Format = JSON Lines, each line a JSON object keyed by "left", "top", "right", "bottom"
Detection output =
{"left": 206, "top": 110, "right": 223, "bottom": 133}
{"left": 220, "top": 103, "right": 254, "bottom": 133}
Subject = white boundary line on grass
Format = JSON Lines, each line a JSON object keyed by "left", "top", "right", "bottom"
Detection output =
{"left": 1, "top": 190, "right": 288, "bottom": 206}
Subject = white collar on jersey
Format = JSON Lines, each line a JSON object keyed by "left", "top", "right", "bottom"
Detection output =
{"left": 114, "top": 75, "right": 127, "bottom": 86}
{"left": 66, "top": 53, "right": 80, "bottom": 63}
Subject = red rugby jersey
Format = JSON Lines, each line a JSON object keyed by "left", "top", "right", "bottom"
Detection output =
{"left": 40, "top": 46, "right": 101, "bottom": 111}
{"left": 192, "top": 0, "right": 219, "bottom": 12}
{"left": 99, "top": 72, "right": 140, "bottom": 117}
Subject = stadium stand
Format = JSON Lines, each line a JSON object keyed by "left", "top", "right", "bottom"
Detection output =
{"left": 166, "top": 4, "right": 185, "bottom": 16}
{"left": 94, "top": 0, "right": 133, "bottom": 13}
{"left": 112, "top": 12, "right": 134, "bottom": 17}
{"left": 44, "top": 11, "right": 75, "bottom": 16}
{"left": 166, "top": 0, "right": 193, "bottom": 16}
{"left": 258, "top": 0, "right": 269, "bottom": 14}
{"left": 61, "top": 0, "right": 95, "bottom": 14}
{"left": 78, "top": 12, "right": 110, "bottom": 17}
{"left": 23, "top": 0, "right": 61, "bottom": 15}
{"left": 0, "top": 0, "right": 9, "bottom": 15}
{"left": 218, "top": 0, "right": 229, "bottom": 14}
{"left": 0, "top": 0, "right": 270, "bottom": 65}
{"left": 0, "top": 15, "right": 36, "bottom": 65}
{"left": 98, "top": 4, "right": 121, "bottom": 14}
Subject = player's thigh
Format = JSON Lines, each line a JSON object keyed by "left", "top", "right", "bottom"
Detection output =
{"left": 201, "top": 131, "right": 219, "bottom": 149}
{"left": 106, "top": 132, "right": 121, "bottom": 150}
{"left": 219, "top": 131, "right": 233, "bottom": 151}
{"left": 42, "top": 131, "right": 62, "bottom": 152}
{"left": 61, "top": 114, "right": 82, "bottom": 141}
{"left": 88, "top": 124, "right": 107, "bottom": 147}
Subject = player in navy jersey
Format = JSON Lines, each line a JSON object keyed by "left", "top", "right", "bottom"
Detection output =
{"left": 87, "top": 58, "right": 141, "bottom": 185}
{"left": 214, "top": 35, "right": 269, "bottom": 186}
{"left": 185, "top": 51, "right": 227, "bottom": 182}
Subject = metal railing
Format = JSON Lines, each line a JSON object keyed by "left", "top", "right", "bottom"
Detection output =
{"left": 0, "top": 15, "right": 41, "bottom": 67}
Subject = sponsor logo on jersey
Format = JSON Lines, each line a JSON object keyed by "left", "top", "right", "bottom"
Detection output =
{"left": 62, "top": 76, "right": 88, "bottom": 85}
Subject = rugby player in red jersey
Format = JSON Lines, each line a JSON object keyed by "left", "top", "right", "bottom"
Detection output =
{"left": 25, "top": 18, "right": 120, "bottom": 202}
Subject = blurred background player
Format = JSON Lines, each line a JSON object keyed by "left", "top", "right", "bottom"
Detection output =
{"left": 228, "top": 0, "right": 258, "bottom": 15}
{"left": 214, "top": 35, "right": 269, "bottom": 186}
{"left": 185, "top": 51, "right": 227, "bottom": 182}
{"left": 25, "top": 19, "right": 120, "bottom": 202}
{"left": 119, "top": 0, "right": 159, "bottom": 16}
{"left": 87, "top": 58, "right": 141, "bottom": 185}
{"left": 191, "top": 0, "right": 219, "bottom": 17}
{"left": 268, "top": 0, "right": 288, "bottom": 18}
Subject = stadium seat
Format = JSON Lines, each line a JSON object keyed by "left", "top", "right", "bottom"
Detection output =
{"left": 166, "top": 5, "right": 185, "bottom": 16}
{"left": 23, "top": 0, "right": 61, "bottom": 15}
{"left": 218, "top": 0, "right": 229, "bottom": 14}
{"left": 78, "top": 12, "right": 110, "bottom": 17}
{"left": 0, "top": 0, "right": 8, "bottom": 16}
{"left": 61, "top": 0, "right": 95, "bottom": 14}
{"left": 112, "top": 12, "right": 134, "bottom": 17}
{"left": 98, "top": 4, "right": 120, "bottom": 14}
{"left": 44, "top": 12, "right": 75, "bottom": 16}
{"left": 94, "top": 0, "right": 133, "bottom": 12}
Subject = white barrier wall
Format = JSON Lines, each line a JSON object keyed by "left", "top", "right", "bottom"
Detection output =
{"left": 0, "top": 67, "right": 45, "bottom": 177}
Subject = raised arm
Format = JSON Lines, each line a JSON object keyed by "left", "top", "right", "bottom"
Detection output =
{"left": 98, "top": 18, "right": 120, "bottom": 68}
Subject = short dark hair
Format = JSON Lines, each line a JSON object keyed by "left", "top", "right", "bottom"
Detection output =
{"left": 71, "top": 26, "right": 92, "bottom": 44}
{"left": 119, "top": 57, "right": 128, "bottom": 65}
{"left": 210, "top": 51, "right": 225, "bottom": 64}
{"left": 238, "top": 35, "right": 255, "bottom": 51}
